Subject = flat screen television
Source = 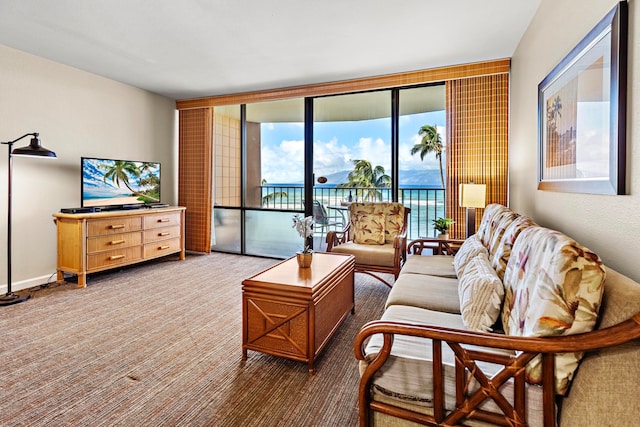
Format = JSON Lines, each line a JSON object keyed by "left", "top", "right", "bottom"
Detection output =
{"left": 81, "top": 157, "right": 161, "bottom": 209}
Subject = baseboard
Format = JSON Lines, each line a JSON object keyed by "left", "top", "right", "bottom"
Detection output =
{"left": 0, "top": 274, "right": 55, "bottom": 294}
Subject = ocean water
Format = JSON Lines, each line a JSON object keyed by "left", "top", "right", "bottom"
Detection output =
{"left": 259, "top": 185, "right": 446, "bottom": 240}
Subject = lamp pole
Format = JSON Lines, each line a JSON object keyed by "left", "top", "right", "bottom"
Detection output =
{"left": 1, "top": 133, "right": 56, "bottom": 306}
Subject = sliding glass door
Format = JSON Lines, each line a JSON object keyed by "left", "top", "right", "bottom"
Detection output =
{"left": 313, "top": 91, "right": 392, "bottom": 249}
{"left": 398, "top": 85, "right": 446, "bottom": 238}
{"left": 244, "top": 99, "right": 305, "bottom": 257}
{"left": 212, "top": 104, "right": 242, "bottom": 253}
{"left": 211, "top": 84, "right": 446, "bottom": 257}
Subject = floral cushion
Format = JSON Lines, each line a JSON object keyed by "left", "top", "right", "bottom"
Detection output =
{"left": 476, "top": 204, "right": 510, "bottom": 248}
{"left": 352, "top": 212, "right": 385, "bottom": 244}
{"left": 453, "top": 234, "right": 488, "bottom": 277}
{"left": 502, "top": 226, "right": 606, "bottom": 395}
{"left": 458, "top": 253, "right": 504, "bottom": 332}
{"left": 490, "top": 215, "right": 537, "bottom": 280}
{"left": 485, "top": 210, "right": 519, "bottom": 259}
{"left": 350, "top": 203, "right": 405, "bottom": 243}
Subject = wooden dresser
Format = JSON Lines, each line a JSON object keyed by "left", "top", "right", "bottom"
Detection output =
{"left": 53, "top": 206, "right": 186, "bottom": 287}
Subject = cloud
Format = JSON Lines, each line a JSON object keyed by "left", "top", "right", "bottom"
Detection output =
{"left": 260, "top": 120, "right": 447, "bottom": 182}
{"left": 354, "top": 137, "right": 391, "bottom": 170}
{"left": 261, "top": 139, "right": 305, "bottom": 183}
{"left": 314, "top": 137, "right": 352, "bottom": 174}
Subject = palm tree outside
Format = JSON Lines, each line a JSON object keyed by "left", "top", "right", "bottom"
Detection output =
{"left": 338, "top": 159, "right": 391, "bottom": 202}
{"left": 260, "top": 178, "right": 288, "bottom": 206}
{"left": 411, "top": 124, "right": 445, "bottom": 189}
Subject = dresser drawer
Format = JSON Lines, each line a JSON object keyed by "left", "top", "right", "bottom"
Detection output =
{"left": 143, "top": 226, "right": 181, "bottom": 244}
{"left": 87, "top": 232, "right": 142, "bottom": 254}
{"left": 144, "top": 212, "right": 182, "bottom": 230}
{"left": 87, "top": 217, "right": 142, "bottom": 237}
{"left": 87, "top": 247, "right": 143, "bottom": 271}
{"left": 144, "top": 237, "right": 182, "bottom": 259}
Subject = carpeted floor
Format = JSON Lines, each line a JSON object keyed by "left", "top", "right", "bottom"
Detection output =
{"left": 0, "top": 252, "right": 390, "bottom": 426}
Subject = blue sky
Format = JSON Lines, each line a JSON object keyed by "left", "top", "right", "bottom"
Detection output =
{"left": 260, "top": 110, "right": 446, "bottom": 183}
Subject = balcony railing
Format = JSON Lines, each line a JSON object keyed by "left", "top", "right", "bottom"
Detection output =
{"left": 261, "top": 184, "right": 445, "bottom": 240}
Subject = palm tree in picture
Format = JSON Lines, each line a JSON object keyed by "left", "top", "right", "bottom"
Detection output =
{"left": 411, "top": 124, "right": 445, "bottom": 189}
{"left": 101, "top": 160, "right": 160, "bottom": 202}
{"left": 338, "top": 159, "right": 390, "bottom": 202}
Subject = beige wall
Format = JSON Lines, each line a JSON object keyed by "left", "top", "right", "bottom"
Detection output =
{"left": 0, "top": 44, "right": 177, "bottom": 292}
{"left": 510, "top": 0, "right": 640, "bottom": 281}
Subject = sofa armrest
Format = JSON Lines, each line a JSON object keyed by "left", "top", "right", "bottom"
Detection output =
{"left": 354, "top": 314, "right": 640, "bottom": 427}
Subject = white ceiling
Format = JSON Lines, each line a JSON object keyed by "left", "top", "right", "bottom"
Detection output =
{"left": 0, "top": 0, "right": 540, "bottom": 101}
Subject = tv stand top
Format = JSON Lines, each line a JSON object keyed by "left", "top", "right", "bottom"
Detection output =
{"left": 56, "top": 205, "right": 184, "bottom": 218}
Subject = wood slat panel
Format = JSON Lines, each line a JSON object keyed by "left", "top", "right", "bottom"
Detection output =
{"left": 445, "top": 74, "right": 509, "bottom": 239}
{"left": 178, "top": 108, "right": 213, "bottom": 252}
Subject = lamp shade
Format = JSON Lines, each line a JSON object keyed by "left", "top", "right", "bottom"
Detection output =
{"left": 11, "top": 135, "right": 56, "bottom": 158}
{"left": 459, "top": 183, "right": 486, "bottom": 208}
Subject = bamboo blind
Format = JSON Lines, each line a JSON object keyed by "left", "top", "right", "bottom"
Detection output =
{"left": 176, "top": 59, "right": 510, "bottom": 109}
{"left": 178, "top": 108, "right": 213, "bottom": 252}
{"left": 445, "top": 74, "right": 509, "bottom": 239}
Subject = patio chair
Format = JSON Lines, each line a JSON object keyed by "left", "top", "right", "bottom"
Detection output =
{"left": 312, "top": 200, "right": 343, "bottom": 242}
{"left": 326, "top": 202, "right": 410, "bottom": 287}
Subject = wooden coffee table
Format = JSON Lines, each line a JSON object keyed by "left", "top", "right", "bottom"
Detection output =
{"left": 241, "top": 252, "right": 355, "bottom": 374}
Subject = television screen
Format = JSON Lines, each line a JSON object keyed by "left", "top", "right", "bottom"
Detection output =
{"left": 81, "top": 157, "right": 161, "bottom": 208}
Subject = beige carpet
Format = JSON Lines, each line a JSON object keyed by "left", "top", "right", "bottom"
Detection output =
{"left": 0, "top": 252, "right": 390, "bottom": 426}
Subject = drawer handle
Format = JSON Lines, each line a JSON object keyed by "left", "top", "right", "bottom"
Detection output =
{"left": 158, "top": 245, "right": 170, "bottom": 250}
{"left": 109, "top": 254, "right": 126, "bottom": 260}
{"left": 110, "top": 239, "right": 125, "bottom": 245}
{"left": 109, "top": 224, "right": 125, "bottom": 229}
{"left": 158, "top": 232, "right": 170, "bottom": 236}
{"left": 157, "top": 218, "right": 170, "bottom": 223}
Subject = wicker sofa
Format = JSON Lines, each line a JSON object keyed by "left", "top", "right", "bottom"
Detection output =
{"left": 355, "top": 204, "right": 640, "bottom": 427}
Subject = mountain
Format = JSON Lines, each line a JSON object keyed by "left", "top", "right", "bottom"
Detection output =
{"left": 320, "top": 169, "right": 443, "bottom": 187}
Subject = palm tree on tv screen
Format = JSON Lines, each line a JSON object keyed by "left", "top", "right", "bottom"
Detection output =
{"left": 411, "top": 124, "right": 445, "bottom": 189}
{"left": 338, "top": 159, "right": 390, "bottom": 202}
{"left": 101, "top": 160, "right": 160, "bottom": 203}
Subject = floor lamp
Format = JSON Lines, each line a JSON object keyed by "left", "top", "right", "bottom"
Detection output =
{"left": 459, "top": 182, "right": 486, "bottom": 238}
{"left": 1, "top": 133, "right": 56, "bottom": 306}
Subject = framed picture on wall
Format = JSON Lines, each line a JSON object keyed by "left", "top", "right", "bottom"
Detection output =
{"left": 537, "top": 1, "right": 627, "bottom": 195}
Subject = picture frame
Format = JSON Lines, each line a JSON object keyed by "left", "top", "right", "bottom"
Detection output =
{"left": 538, "top": 1, "right": 627, "bottom": 195}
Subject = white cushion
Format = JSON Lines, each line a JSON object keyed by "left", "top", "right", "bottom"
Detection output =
{"left": 453, "top": 234, "right": 488, "bottom": 277}
{"left": 458, "top": 253, "right": 504, "bottom": 332}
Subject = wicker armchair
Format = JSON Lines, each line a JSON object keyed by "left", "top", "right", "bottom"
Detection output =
{"left": 326, "top": 202, "right": 410, "bottom": 287}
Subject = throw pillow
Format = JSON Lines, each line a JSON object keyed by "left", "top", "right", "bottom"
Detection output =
{"left": 352, "top": 213, "right": 385, "bottom": 244}
{"left": 458, "top": 253, "right": 504, "bottom": 332}
{"left": 476, "top": 204, "right": 510, "bottom": 247}
{"left": 379, "top": 203, "right": 405, "bottom": 243}
{"left": 490, "top": 215, "right": 536, "bottom": 280}
{"left": 502, "top": 226, "right": 606, "bottom": 395}
{"left": 485, "top": 210, "right": 519, "bottom": 258}
{"left": 453, "top": 234, "right": 488, "bottom": 277}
